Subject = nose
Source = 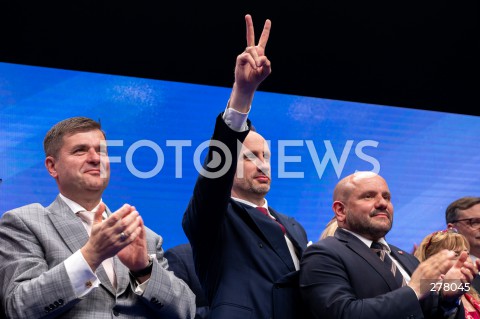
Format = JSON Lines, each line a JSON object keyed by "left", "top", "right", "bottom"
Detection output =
{"left": 86, "top": 148, "right": 101, "bottom": 163}
{"left": 375, "top": 196, "right": 389, "bottom": 209}
{"left": 256, "top": 157, "right": 270, "bottom": 174}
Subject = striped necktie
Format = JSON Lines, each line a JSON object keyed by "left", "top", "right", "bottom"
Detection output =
{"left": 370, "top": 241, "right": 406, "bottom": 288}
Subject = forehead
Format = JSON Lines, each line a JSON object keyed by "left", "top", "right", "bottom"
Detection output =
{"left": 351, "top": 174, "right": 389, "bottom": 193}
{"left": 62, "top": 130, "right": 105, "bottom": 147}
{"left": 458, "top": 203, "right": 480, "bottom": 218}
{"left": 241, "top": 132, "right": 269, "bottom": 152}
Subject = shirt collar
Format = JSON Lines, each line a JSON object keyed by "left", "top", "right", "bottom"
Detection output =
{"left": 58, "top": 193, "right": 103, "bottom": 215}
{"left": 341, "top": 228, "right": 390, "bottom": 252}
{"left": 231, "top": 196, "right": 268, "bottom": 210}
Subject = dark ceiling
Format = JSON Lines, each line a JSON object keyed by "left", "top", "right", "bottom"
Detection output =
{"left": 1, "top": 2, "right": 478, "bottom": 116}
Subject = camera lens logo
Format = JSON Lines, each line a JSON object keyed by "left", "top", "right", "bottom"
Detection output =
{"left": 194, "top": 140, "right": 232, "bottom": 179}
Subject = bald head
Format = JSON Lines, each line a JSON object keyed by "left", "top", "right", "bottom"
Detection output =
{"left": 333, "top": 171, "right": 383, "bottom": 202}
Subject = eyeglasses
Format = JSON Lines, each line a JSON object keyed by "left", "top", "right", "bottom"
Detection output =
{"left": 450, "top": 218, "right": 480, "bottom": 229}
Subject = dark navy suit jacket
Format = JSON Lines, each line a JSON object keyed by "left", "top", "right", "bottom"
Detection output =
{"left": 165, "top": 243, "right": 209, "bottom": 319}
{"left": 182, "top": 114, "right": 309, "bottom": 319}
{"left": 299, "top": 228, "right": 464, "bottom": 319}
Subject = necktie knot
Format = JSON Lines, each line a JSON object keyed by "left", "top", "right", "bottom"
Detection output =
{"left": 77, "top": 210, "right": 94, "bottom": 226}
{"left": 256, "top": 207, "right": 286, "bottom": 235}
{"left": 370, "top": 241, "right": 386, "bottom": 251}
{"left": 256, "top": 206, "right": 269, "bottom": 216}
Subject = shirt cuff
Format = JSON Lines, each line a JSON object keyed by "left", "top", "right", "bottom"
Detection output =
{"left": 222, "top": 101, "right": 250, "bottom": 132}
{"left": 133, "top": 278, "right": 151, "bottom": 295}
{"left": 65, "top": 250, "right": 100, "bottom": 298}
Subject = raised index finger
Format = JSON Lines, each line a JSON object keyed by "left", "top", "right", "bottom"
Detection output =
{"left": 245, "top": 14, "right": 255, "bottom": 47}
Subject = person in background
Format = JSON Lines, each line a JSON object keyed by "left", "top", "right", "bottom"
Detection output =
{"left": 318, "top": 216, "right": 338, "bottom": 240}
{"left": 182, "top": 14, "right": 309, "bottom": 319}
{"left": 446, "top": 197, "right": 480, "bottom": 292}
{"left": 0, "top": 117, "right": 195, "bottom": 319}
{"left": 164, "top": 243, "right": 209, "bottom": 319}
{"left": 415, "top": 229, "right": 480, "bottom": 319}
{"left": 300, "top": 171, "right": 480, "bottom": 319}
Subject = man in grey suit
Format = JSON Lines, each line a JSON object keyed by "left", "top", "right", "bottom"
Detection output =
{"left": 0, "top": 117, "right": 195, "bottom": 318}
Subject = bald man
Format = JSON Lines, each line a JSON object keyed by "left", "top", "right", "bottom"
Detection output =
{"left": 300, "top": 171, "right": 479, "bottom": 319}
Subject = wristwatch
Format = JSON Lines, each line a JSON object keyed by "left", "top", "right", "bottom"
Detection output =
{"left": 130, "top": 255, "right": 153, "bottom": 278}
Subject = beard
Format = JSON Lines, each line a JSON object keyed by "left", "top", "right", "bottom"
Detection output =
{"left": 232, "top": 175, "right": 270, "bottom": 199}
{"left": 345, "top": 209, "right": 393, "bottom": 240}
{"left": 249, "top": 183, "right": 270, "bottom": 196}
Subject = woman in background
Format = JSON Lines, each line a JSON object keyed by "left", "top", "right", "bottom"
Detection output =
{"left": 318, "top": 217, "right": 338, "bottom": 240}
{"left": 415, "top": 229, "right": 480, "bottom": 319}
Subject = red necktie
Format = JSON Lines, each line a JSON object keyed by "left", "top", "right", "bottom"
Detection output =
{"left": 256, "top": 207, "right": 286, "bottom": 235}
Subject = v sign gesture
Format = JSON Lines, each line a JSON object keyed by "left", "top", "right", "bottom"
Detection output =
{"left": 229, "top": 14, "right": 272, "bottom": 114}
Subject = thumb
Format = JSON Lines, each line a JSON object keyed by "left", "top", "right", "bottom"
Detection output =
{"left": 457, "top": 250, "right": 469, "bottom": 263}
{"left": 93, "top": 203, "right": 106, "bottom": 224}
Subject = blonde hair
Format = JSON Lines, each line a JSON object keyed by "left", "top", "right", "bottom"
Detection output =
{"left": 319, "top": 217, "right": 338, "bottom": 240}
{"left": 414, "top": 229, "right": 469, "bottom": 262}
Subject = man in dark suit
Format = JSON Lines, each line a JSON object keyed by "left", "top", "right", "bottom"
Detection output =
{"left": 164, "top": 243, "right": 209, "bottom": 319}
{"left": 300, "top": 171, "right": 479, "bottom": 319}
{"left": 0, "top": 117, "right": 195, "bottom": 318}
{"left": 446, "top": 197, "right": 480, "bottom": 292}
{"left": 182, "top": 14, "right": 309, "bottom": 319}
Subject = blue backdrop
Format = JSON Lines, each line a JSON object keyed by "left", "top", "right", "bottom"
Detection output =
{"left": 1, "top": 62, "right": 479, "bottom": 251}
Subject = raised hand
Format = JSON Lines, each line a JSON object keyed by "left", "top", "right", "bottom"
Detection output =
{"left": 230, "top": 14, "right": 272, "bottom": 113}
{"left": 408, "top": 249, "right": 457, "bottom": 299}
{"left": 81, "top": 203, "right": 142, "bottom": 271}
{"left": 117, "top": 209, "right": 149, "bottom": 273}
{"left": 440, "top": 251, "right": 478, "bottom": 299}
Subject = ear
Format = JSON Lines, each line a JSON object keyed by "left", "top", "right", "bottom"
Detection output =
{"left": 45, "top": 156, "right": 58, "bottom": 178}
{"left": 447, "top": 223, "right": 456, "bottom": 230}
{"left": 333, "top": 201, "right": 346, "bottom": 223}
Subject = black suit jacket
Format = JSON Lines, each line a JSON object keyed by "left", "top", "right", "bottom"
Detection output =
{"left": 299, "top": 228, "right": 463, "bottom": 319}
{"left": 182, "top": 114, "right": 309, "bottom": 319}
{"left": 164, "top": 243, "right": 209, "bottom": 319}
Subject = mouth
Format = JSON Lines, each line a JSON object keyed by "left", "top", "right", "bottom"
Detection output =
{"left": 371, "top": 212, "right": 390, "bottom": 219}
{"left": 84, "top": 169, "right": 101, "bottom": 175}
{"left": 255, "top": 175, "right": 270, "bottom": 183}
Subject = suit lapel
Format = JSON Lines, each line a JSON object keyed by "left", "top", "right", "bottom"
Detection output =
{"left": 390, "top": 245, "right": 416, "bottom": 275}
{"left": 239, "top": 203, "right": 296, "bottom": 271}
{"left": 46, "top": 196, "right": 89, "bottom": 254}
{"left": 336, "top": 229, "right": 400, "bottom": 290}
{"left": 272, "top": 209, "right": 306, "bottom": 256}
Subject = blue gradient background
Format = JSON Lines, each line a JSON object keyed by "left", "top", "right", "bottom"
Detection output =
{"left": 1, "top": 62, "right": 479, "bottom": 251}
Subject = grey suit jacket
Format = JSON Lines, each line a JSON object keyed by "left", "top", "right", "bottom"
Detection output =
{"left": 0, "top": 196, "right": 195, "bottom": 319}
